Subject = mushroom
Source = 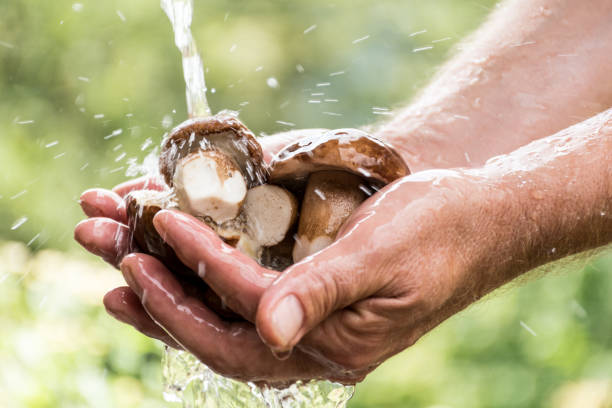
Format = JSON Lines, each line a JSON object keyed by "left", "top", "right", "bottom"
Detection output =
{"left": 269, "top": 128, "right": 410, "bottom": 262}
{"left": 237, "top": 184, "right": 298, "bottom": 260}
{"left": 160, "top": 112, "right": 267, "bottom": 225}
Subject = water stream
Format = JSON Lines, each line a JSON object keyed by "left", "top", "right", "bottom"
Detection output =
{"left": 159, "top": 0, "right": 354, "bottom": 406}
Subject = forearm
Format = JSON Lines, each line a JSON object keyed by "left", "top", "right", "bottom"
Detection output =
{"left": 376, "top": 0, "right": 612, "bottom": 171}
{"left": 468, "top": 109, "right": 612, "bottom": 298}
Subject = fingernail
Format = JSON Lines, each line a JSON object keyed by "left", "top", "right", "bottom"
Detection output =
{"left": 152, "top": 210, "right": 171, "bottom": 242}
{"left": 271, "top": 348, "right": 293, "bottom": 361}
{"left": 120, "top": 261, "right": 142, "bottom": 297}
{"left": 269, "top": 295, "right": 304, "bottom": 349}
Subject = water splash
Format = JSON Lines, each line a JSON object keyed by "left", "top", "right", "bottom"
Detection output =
{"left": 163, "top": 348, "right": 354, "bottom": 408}
{"left": 161, "top": 0, "right": 211, "bottom": 118}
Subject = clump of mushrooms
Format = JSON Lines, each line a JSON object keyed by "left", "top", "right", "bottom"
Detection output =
{"left": 268, "top": 128, "right": 410, "bottom": 263}
{"left": 125, "top": 116, "right": 409, "bottom": 319}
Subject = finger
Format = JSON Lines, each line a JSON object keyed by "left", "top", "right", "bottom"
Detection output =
{"left": 80, "top": 188, "right": 127, "bottom": 223}
{"left": 119, "top": 253, "right": 322, "bottom": 383}
{"left": 256, "top": 244, "right": 387, "bottom": 353}
{"left": 153, "top": 209, "right": 278, "bottom": 320}
{"left": 74, "top": 218, "right": 133, "bottom": 268}
{"left": 113, "top": 176, "right": 166, "bottom": 198}
{"left": 103, "top": 286, "right": 182, "bottom": 349}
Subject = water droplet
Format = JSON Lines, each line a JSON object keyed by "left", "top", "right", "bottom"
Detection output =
{"left": 11, "top": 190, "right": 27, "bottom": 200}
{"left": 413, "top": 46, "right": 433, "bottom": 53}
{"left": 266, "top": 77, "right": 280, "bottom": 89}
{"left": 229, "top": 44, "right": 237, "bottom": 53}
{"left": 313, "top": 189, "right": 326, "bottom": 200}
{"left": 15, "top": 119, "right": 34, "bottom": 125}
{"left": 104, "top": 129, "right": 123, "bottom": 140}
{"left": 303, "top": 24, "right": 317, "bottom": 35}
{"left": 352, "top": 35, "right": 370, "bottom": 44}
{"left": 519, "top": 321, "right": 537, "bottom": 337}
{"left": 324, "top": 99, "right": 339, "bottom": 103}
{"left": 27, "top": 233, "right": 40, "bottom": 247}
{"left": 316, "top": 82, "right": 331, "bottom": 87}
{"left": 11, "top": 217, "right": 28, "bottom": 230}
{"left": 162, "top": 115, "right": 173, "bottom": 129}
{"left": 45, "top": 141, "right": 59, "bottom": 148}
{"left": 432, "top": 37, "right": 452, "bottom": 43}
{"left": 116, "top": 10, "right": 126, "bottom": 22}
{"left": 296, "top": 64, "right": 305, "bottom": 73}
{"left": 409, "top": 29, "right": 427, "bottom": 37}
{"left": 275, "top": 120, "right": 296, "bottom": 127}
{"left": 322, "top": 112, "right": 342, "bottom": 117}
{"left": 93, "top": 113, "right": 105, "bottom": 119}
{"left": 198, "top": 262, "right": 206, "bottom": 279}
{"left": 308, "top": 100, "right": 321, "bottom": 104}
{"left": 72, "top": 3, "right": 84, "bottom": 12}
{"left": 77, "top": 76, "right": 90, "bottom": 82}
{"left": 255, "top": 66, "right": 264, "bottom": 72}
{"left": 329, "top": 71, "right": 345, "bottom": 77}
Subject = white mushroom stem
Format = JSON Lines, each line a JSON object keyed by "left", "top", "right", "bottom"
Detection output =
{"left": 173, "top": 150, "right": 247, "bottom": 223}
{"left": 243, "top": 185, "right": 298, "bottom": 247}
{"left": 293, "top": 170, "right": 367, "bottom": 263}
{"left": 237, "top": 185, "right": 298, "bottom": 260}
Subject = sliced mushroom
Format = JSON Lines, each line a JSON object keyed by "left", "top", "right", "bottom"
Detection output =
{"left": 270, "top": 128, "right": 410, "bottom": 262}
{"left": 173, "top": 150, "right": 247, "bottom": 223}
{"left": 160, "top": 113, "right": 268, "bottom": 224}
{"left": 236, "top": 184, "right": 298, "bottom": 260}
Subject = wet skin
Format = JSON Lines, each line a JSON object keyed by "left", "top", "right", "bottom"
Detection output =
{"left": 76, "top": 112, "right": 612, "bottom": 384}
{"left": 75, "top": 0, "right": 612, "bottom": 385}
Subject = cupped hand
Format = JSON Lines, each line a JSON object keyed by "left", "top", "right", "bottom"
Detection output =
{"left": 74, "top": 130, "right": 326, "bottom": 357}
{"left": 109, "top": 168, "right": 509, "bottom": 384}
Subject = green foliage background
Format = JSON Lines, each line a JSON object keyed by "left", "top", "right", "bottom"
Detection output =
{"left": 0, "top": 0, "right": 611, "bottom": 407}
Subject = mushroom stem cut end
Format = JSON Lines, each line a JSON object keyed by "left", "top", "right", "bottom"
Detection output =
{"left": 173, "top": 150, "right": 247, "bottom": 223}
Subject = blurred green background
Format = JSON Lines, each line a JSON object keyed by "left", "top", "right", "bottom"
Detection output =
{"left": 1, "top": 0, "right": 611, "bottom": 407}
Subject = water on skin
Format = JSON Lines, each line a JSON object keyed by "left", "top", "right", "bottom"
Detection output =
{"left": 156, "top": 0, "right": 353, "bottom": 405}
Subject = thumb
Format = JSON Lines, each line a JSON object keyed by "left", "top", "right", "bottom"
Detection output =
{"left": 255, "top": 248, "right": 383, "bottom": 355}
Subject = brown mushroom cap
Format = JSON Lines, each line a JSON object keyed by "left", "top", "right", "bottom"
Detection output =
{"left": 269, "top": 128, "right": 410, "bottom": 191}
{"left": 160, "top": 112, "right": 267, "bottom": 189}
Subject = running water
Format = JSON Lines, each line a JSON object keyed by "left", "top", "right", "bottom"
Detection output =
{"left": 158, "top": 0, "right": 354, "bottom": 406}
{"left": 161, "top": 0, "right": 211, "bottom": 118}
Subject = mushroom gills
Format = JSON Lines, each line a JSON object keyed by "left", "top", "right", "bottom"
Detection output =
{"left": 293, "top": 170, "right": 367, "bottom": 262}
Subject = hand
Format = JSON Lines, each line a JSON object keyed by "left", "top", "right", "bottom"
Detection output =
{"left": 74, "top": 130, "right": 325, "bottom": 354}
{"left": 113, "top": 169, "right": 508, "bottom": 384}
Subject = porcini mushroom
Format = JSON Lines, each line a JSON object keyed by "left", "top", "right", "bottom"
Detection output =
{"left": 270, "top": 128, "right": 410, "bottom": 262}
{"left": 160, "top": 112, "right": 267, "bottom": 224}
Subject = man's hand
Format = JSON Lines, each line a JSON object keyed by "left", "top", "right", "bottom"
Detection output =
{"left": 74, "top": 131, "right": 325, "bottom": 355}
{"left": 109, "top": 169, "right": 493, "bottom": 384}
{"left": 87, "top": 109, "right": 611, "bottom": 384}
